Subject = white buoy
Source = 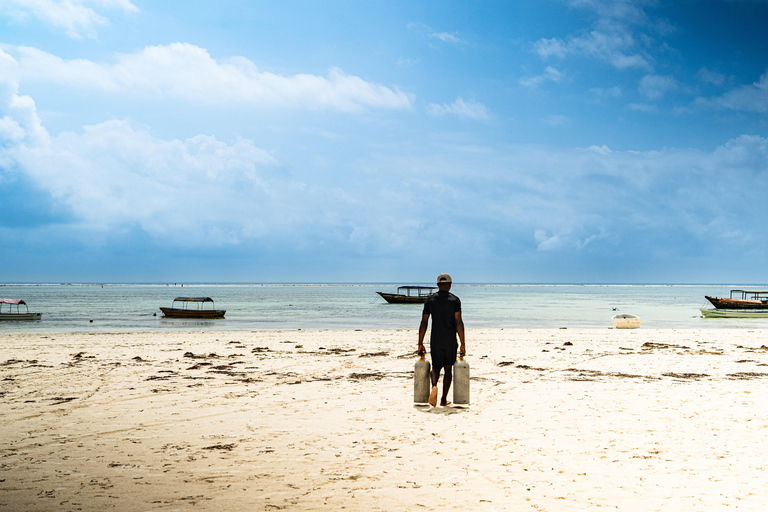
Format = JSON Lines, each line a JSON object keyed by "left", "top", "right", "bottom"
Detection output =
{"left": 453, "top": 356, "right": 470, "bottom": 404}
{"left": 414, "top": 355, "right": 431, "bottom": 403}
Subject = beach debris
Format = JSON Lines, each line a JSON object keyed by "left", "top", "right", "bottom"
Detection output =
{"left": 727, "top": 372, "right": 768, "bottom": 380}
{"left": 202, "top": 443, "right": 236, "bottom": 451}
{"left": 349, "top": 372, "right": 386, "bottom": 381}
{"left": 251, "top": 346, "right": 271, "bottom": 353}
{"left": 641, "top": 342, "right": 689, "bottom": 350}
{"left": 497, "top": 361, "right": 515, "bottom": 367}
{"left": 662, "top": 372, "right": 709, "bottom": 380}
{"left": 359, "top": 351, "right": 388, "bottom": 358}
{"left": 183, "top": 352, "right": 219, "bottom": 359}
{"left": 516, "top": 364, "right": 547, "bottom": 371}
{"left": 563, "top": 341, "right": 573, "bottom": 346}
{"left": 50, "top": 396, "right": 77, "bottom": 405}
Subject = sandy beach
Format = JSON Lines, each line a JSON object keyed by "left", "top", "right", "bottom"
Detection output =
{"left": 2, "top": 328, "right": 768, "bottom": 511}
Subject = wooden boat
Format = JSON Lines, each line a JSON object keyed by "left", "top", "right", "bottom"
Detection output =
{"left": 0, "top": 299, "right": 42, "bottom": 321}
{"left": 705, "top": 290, "right": 768, "bottom": 310}
{"left": 700, "top": 308, "right": 768, "bottom": 318}
{"left": 377, "top": 286, "right": 436, "bottom": 304}
{"left": 160, "top": 297, "right": 226, "bottom": 318}
{"left": 612, "top": 313, "right": 641, "bottom": 329}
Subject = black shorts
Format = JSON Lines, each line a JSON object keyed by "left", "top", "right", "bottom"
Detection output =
{"left": 431, "top": 347, "right": 457, "bottom": 370}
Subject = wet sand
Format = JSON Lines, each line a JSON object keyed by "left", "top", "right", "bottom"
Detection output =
{"left": 2, "top": 328, "right": 768, "bottom": 511}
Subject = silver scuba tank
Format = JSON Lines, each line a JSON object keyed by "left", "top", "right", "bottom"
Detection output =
{"left": 414, "top": 355, "right": 431, "bottom": 403}
{"left": 453, "top": 356, "right": 470, "bottom": 404}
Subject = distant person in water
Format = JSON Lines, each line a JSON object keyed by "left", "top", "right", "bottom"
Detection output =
{"left": 418, "top": 273, "right": 466, "bottom": 407}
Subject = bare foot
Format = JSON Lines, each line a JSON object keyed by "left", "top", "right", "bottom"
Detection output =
{"left": 429, "top": 386, "right": 438, "bottom": 407}
{"left": 440, "top": 400, "right": 451, "bottom": 406}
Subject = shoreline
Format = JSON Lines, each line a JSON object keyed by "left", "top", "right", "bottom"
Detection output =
{"left": 3, "top": 328, "right": 768, "bottom": 510}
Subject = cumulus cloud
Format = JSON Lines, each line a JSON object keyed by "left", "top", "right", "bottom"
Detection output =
{"left": 0, "top": 0, "right": 138, "bottom": 39}
{"left": 534, "top": 30, "right": 651, "bottom": 70}
{"left": 427, "top": 97, "right": 490, "bottom": 121}
{"left": 3, "top": 72, "right": 768, "bottom": 271}
{"left": 638, "top": 74, "right": 678, "bottom": 100}
{"left": 712, "top": 70, "right": 768, "bottom": 113}
{"left": 533, "top": 0, "right": 662, "bottom": 71}
{"left": 519, "top": 67, "right": 564, "bottom": 88}
{"left": 6, "top": 43, "right": 413, "bottom": 112}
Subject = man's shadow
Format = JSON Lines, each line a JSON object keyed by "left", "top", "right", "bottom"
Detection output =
{"left": 414, "top": 404, "right": 469, "bottom": 415}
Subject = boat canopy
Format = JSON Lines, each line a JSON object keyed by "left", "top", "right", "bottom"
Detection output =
{"left": 173, "top": 297, "right": 214, "bottom": 303}
{"left": 730, "top": 290, "right": 768, "bottom": 299}
{"left": 396, "top": 286, "right": 436, "bottom": 297}
{"left": 0, "top": 299, "right": 26, "bottom": 305}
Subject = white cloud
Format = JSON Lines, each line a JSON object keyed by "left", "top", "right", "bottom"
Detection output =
{"left": 3, "top": 74, "right": 768, "bottom": 266}
{"left": 0, "top": 0, "right": 138, "bottom": 39}
{"left": 590, "top": 86, "right": 622, "bottom": 102}
{"left": 713, "top": 70, "right": 768, "bottom": 113}
{"left": 534, "top": 229, "right": 562, "bottom": 251}
{"left": 7, "top": 43, "right": 413, "bottom": 112}
{"left": 430, "top": 32, "right": 462, "bottom": 44}
{"left": 407, "top": 23, "right": 465, "bottom": 46}
{"left": 638, "top": 74, "right": 678, "bottom": 100}
{"left": 627, "top": 102, "right": 658, "bottom": 113}
{"left": 543, "top": 115, "right": 569, "bottom": 126}
{"left": 534, "top": 30, "right": 651, "bottom": 71}
{"left": 696, "top": 67, "right": 726, "bottom": 86}
{"left": 533, "top": 0, "right": 660, "bottom": 72}
{"left": 427, "top": 97, "right": 490, "bottom": 121}
{"left": 519, "top": 66, "right": 564, "bottom": 88}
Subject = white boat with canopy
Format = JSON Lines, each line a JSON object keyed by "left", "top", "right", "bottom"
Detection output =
{"left": 0, "top": 299, "right": 42, "bottom": 321}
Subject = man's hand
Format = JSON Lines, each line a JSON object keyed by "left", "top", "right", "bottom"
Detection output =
{"left": 459, "top": 345, "right": 466, "bottom": 357}
{"left": 417, "top": 343, "right": 425, "bottom": 356}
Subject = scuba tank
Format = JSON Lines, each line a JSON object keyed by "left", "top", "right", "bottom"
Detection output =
{"left": 453, "top": 355, "right": 470, "bottom": 404}
{"left": 414, "top": 353, "right": 431, "bottom": 403}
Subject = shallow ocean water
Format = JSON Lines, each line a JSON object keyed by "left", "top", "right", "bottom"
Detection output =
{"left": 0, "top": 283, "right": 766, "bottom": 333}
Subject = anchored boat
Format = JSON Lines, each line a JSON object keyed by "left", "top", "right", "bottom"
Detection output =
{"left": 700, "top": 308, "right": 768, "bottom": 318}
{"left": 705, "top": 289, "right": 768, "bottom": 310}
{"left": 160, "top": 297, "right": 226, "bottom": 319}
{"left": 376, "top": 286, "right": 436, "bottom": 304}
{"left": 0, "top": 299, "right": 42, "bottom": 321}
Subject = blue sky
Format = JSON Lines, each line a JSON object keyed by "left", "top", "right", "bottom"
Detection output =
{"left": 1, "top": 0, "right": 768, "bottom": 283}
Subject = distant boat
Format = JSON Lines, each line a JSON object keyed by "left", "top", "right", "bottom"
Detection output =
{"left": 160, "top": 297, "right": 226, "bottom": 319}
{"left": 612, "top": 313, "right": 641, "bottom": 329}
{"left": 377, "top": 286, "right": 436, "bottom": 304}
{"left": 0, "top": 299, "right": 42, "bottom": 321}
{"left": 700, "top": 308, "right": 768, "bottom": 319}
{"left": 705, "top": 289, "right": 768, "bottom": 310}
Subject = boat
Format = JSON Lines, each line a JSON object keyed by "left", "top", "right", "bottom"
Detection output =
{"left": 700, "top": 308, "right": 768, "bottom": 318}
{"left": 0, "top": 299, "right": 42, "bottom": 321}
{"left": 612, "top": 313, "right": 641, "bottom": 329}
{"left": 159, "top": 297, "right": 226, "bottom": 318}
{"left": 377, "top": 286, "right": 436, "bottom": 304}
{"left": 705, "top": 290, "right": 768, "bottom": 310}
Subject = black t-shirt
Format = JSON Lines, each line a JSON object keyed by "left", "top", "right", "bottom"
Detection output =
{"left": 422, "top": 290, "right": 461, "bottom": 350}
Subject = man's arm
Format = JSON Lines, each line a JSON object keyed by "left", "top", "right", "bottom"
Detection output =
{"left": 418, "top": 313, "right": 429, "bottom": 355}
{"left": 455, "top": 311, "right": 466, "bottom": 356}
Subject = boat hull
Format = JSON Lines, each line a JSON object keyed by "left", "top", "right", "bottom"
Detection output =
{"left": 705, "top": 296, "right": 768, "bottom": 310}
{"left": 612, "top": 314, "right": 641, "bottom": 329}
{"left": 377, "top": 292, "right": 429, "bottom": 304}
{"left": 160, "top": 307, "right": 226, "bottom": 319}
{"left": 0, "top": 313, "right": 42, "bottom": 321}
{"left": 700, "top": 308, "right": 768, "bottom": 318}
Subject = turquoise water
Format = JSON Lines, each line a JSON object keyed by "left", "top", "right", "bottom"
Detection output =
{"left": 0, "top": 283, "right": 766, "bottom": 333}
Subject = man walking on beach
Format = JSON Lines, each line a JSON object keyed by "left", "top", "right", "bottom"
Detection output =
{"left": 418, "top": 273, "right": 466, "bottom": 407}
